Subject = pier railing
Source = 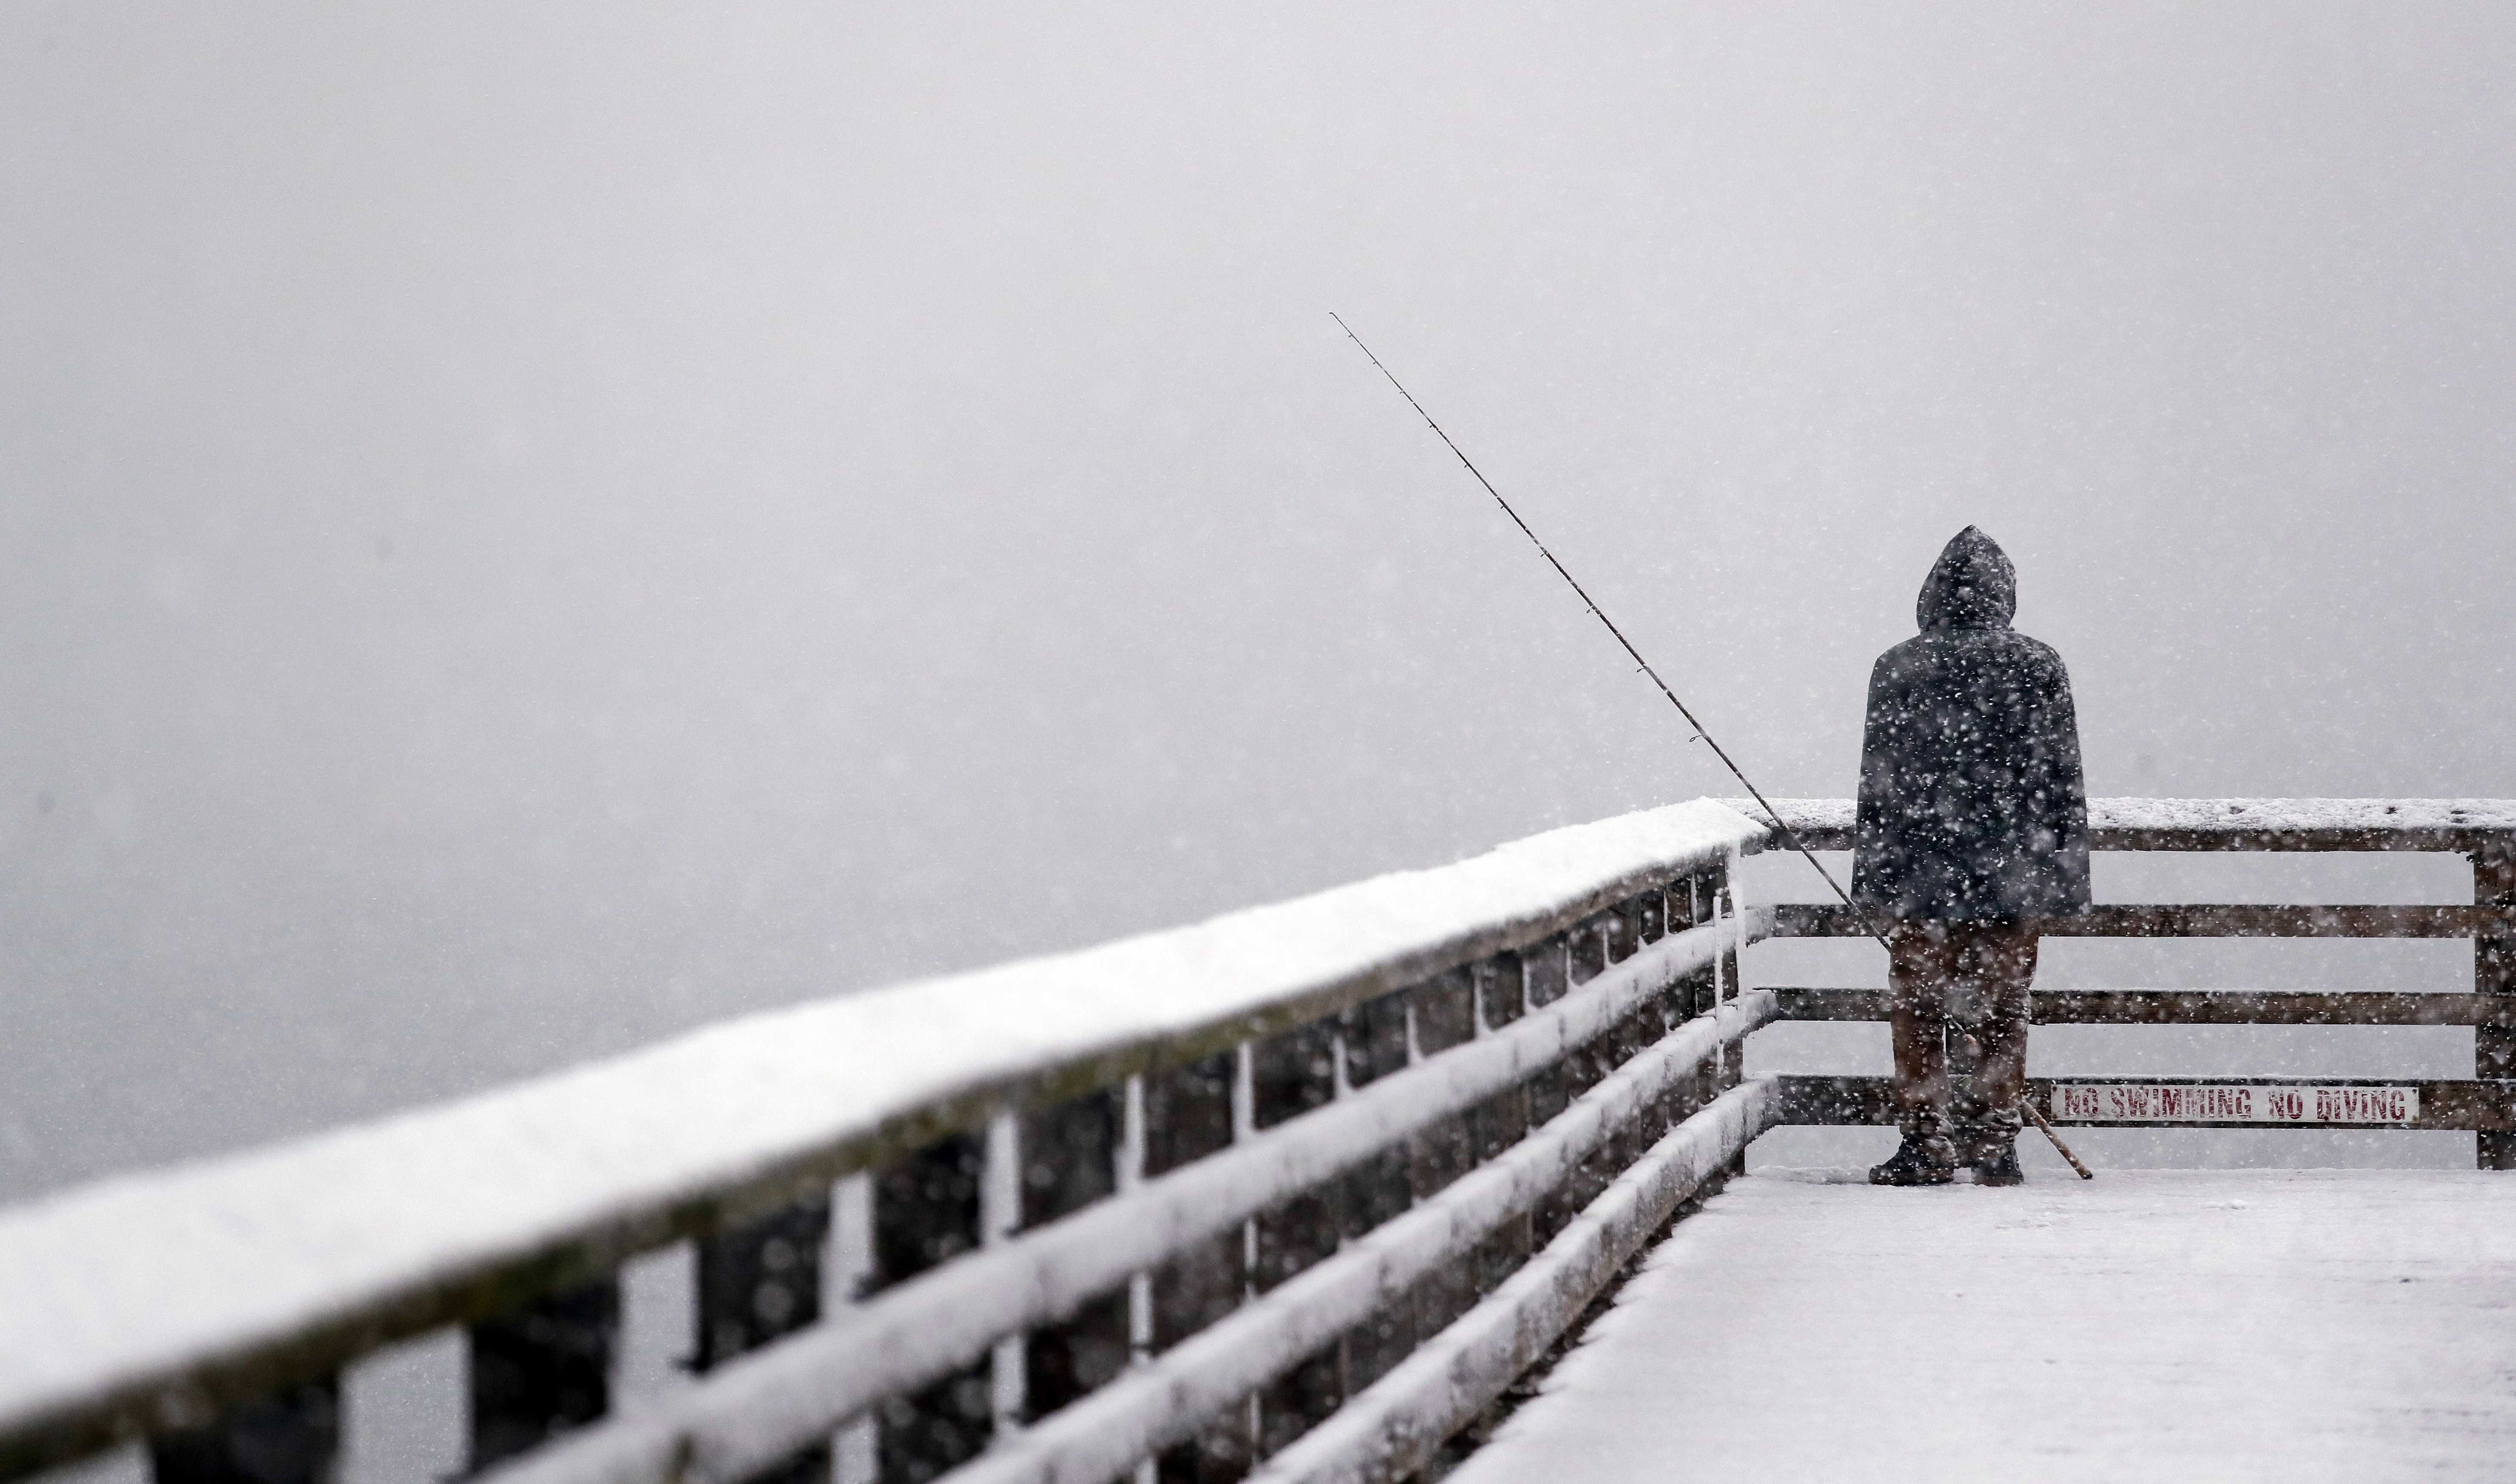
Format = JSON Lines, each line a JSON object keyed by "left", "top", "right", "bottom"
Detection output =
{"left": 0, "top": 802, "right": 1777, "bottom": 1484}
{"left": 9, "top": 797, "right": 2513, "bottom": 1484}
{"left": 1730, "top": 798, "right": 2516, "bottom": 1167}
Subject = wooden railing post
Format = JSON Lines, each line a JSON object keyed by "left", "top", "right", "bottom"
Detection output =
{"left": 983, "top": 1112, "right": 1027, "bottom": 1441}
{"left": 467, "top": 1276, "right": 620, "bottom": 1470}
{"left": 149, "top": 1380, "right": 339, "bottom": 1484}
{"left": 2477, "top": 840, "right": 2516, "bottom": 1169}
{"left": 832, "top": 1175, "right": 878, "bottom": 1484}
{"left": 1682, "top": 873, "right": 1720, "bottom": 1117}
{"left": 1118, "top": 1078, "right": 1156, "bottom": 1484}
{"left": 1716, "top": 857, "right": 1743, "bottom": 1090}
{"left": 1716, "top": 858, "right": 1749, "bottom": 1177}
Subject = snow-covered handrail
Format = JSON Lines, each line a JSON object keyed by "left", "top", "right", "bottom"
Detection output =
{"left": 476, "top": 945, "right": 1779, "bottom": 1484}
{"left": 0, "top": 800, "right": 1768, "bottom": 1484}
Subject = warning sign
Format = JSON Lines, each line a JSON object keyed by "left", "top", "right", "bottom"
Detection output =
{"left": 2047, "top": 1083, "right": 2419, "bottom": 1124}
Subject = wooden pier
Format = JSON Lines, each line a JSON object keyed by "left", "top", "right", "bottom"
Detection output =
{"left": 2, "top": 798, "right": 2509, "bottom": 1484}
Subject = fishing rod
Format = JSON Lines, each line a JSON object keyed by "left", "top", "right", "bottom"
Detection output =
{"left": 1330, "top": 312, "right": 2094, "bottom": 1181}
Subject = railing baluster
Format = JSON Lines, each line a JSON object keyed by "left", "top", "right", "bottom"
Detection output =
{"left": 1232, "top": 1044, "right": 1260, "bottom": 1475}
{"left": 1119, "top": 1077, "right": 1157, "bottom": 1484}
{"left": 1716, "top": 858, "right": 1749, "bottom": 1177}
{"left": 832, "top": 1174, "right": 878, "bottom": 1484}
{"left": 1687, "top": 873, "right": 1719, "bottom": 1117}
{"left": 983, "top": 1112, "right": 1027, "bottom": 1442}
{"left": 2477, "top": 840, "right": 2516, "bottom": 1169}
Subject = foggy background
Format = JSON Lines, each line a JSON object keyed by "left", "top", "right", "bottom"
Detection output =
{"left": 6, "top": 2, "right": 2515, "bottom": 1203}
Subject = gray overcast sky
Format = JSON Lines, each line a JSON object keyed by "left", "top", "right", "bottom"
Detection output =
{"left": 4, "top": 2, "right": 2513, "bottom": 1200}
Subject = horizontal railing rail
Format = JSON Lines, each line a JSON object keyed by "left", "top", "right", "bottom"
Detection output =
{"left": 1770, "top": 987, "right": 2516, "bottom": 1028}
{"left": 0, "top": 800, "right": 1770, "bottom": 1484}
{"left": 1771, "top": 903, "right": 2516, "bottom": 938}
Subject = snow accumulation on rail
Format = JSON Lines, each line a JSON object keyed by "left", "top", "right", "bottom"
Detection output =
{"left": 1456, "top": 1168, "right": 2516, "bottom": 1484}
{"left": 0, "top": 800, "right": 1763, "bottom": 1444}
{"left": 1725, "top": 797, "right": 2516, "bottom": 848}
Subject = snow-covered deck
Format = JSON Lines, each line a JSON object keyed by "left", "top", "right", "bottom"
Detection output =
{"left": 1454, "top": 1168, "right": 2516, "bottom": 1482}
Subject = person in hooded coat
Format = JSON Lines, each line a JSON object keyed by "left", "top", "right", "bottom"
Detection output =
{"left": 1852, "top": 526, "right": 2089, "bottom": 1185}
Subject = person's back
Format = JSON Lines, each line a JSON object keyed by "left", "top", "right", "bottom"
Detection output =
{"left": 1851, "top": 527, "right": 2089, "bottom": 1185}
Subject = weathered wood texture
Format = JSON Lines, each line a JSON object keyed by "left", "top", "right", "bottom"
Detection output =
{"left": 1773, "top": 1075, "right": 2516, "bottom": 1132}
{"left": 1726, "top": 797, "right": 2516, "bottom": 852}
{"left": 1770, "top": 987, "right": 2516, "bottom": 1028}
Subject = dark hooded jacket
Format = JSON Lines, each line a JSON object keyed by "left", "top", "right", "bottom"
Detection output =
{"left": 1850, "top": 527, "right": 2090, "bottom": 921}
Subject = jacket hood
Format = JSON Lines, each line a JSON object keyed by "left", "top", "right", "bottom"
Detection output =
{"left": 1916, "top": 526, "right": 2017, "bottom": 631}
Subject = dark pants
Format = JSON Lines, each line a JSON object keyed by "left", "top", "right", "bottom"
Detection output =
{"left": 1888, "top": 921, "right": 2038, "bottom": 1153}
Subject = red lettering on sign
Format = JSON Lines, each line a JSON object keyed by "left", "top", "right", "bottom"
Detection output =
{"left": 2045, "top": 1083, "right": 2418, "bottom": 1124}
